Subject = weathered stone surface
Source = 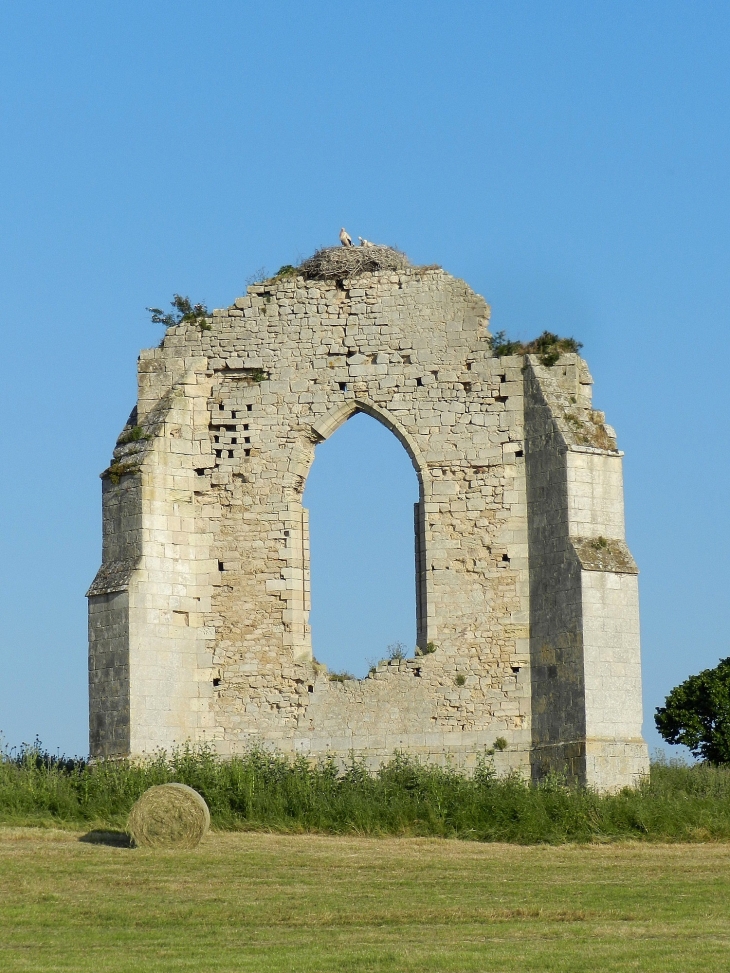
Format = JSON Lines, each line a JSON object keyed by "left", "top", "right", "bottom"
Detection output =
{"left": 87, "top": 265, "right": 649, "bottom": 790}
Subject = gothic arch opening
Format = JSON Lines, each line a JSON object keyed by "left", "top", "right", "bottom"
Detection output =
{"left": 303, "top": 411, "right": 421, "bottom": 678}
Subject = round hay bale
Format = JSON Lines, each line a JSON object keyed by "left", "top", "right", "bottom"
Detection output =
{"left": 127, "top": 783, "right": 210, "bottom": 850}
{"left": 298, "top": 245, "right": 408, "bottom": 281}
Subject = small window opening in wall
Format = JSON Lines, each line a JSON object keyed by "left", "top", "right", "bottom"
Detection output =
{"left": 195, "top": 468, "right": 206, "bottom": 476}
{"left": 218, "top": 560, "right": 224, "bottom": 571}
{"left": 511, "top": 666, "right": 521, "bottom": 674}
{"left": 515, "top": 450, "right": 523, "bottom": 458}
{"left": 244, "top": 448, "right": 251, "bottom": 457}
{"left": 227, "top": 450, "right": 234, "bottom": 458}
{"left": 495, "top": 394, "right": 508, "bottom": 403}
{"left": 215, "top": 449, "right": 222, "bottom": 458}
{"left": 307, "top": 684, "right": 314, "bottom": 693}
{"left": 339, "top": 382, "right": 348, "bottom": 392}
{"left": 219, "top": 404, "right": 224, "bottom": 411}
{"left": 246, "top": 404, "right": 253, "bottom": 412}
{"left": 213, "top": 677, "right": 221, "bottom": 687}
{"left": 244, "top": 436, "right": 251, "bottom": 444}
{"left": 225, "top": 425, "right": 236, "bottom": 432}
{"left": 231, "top": 411, "right": 237, "bottom": 419}
{"left": 462, "top": 382, "right": 472, "bottom": 392}
{"left": 232, "top": 438, "right": 238, "bottom": 444}
{"left": 416, "top": 377, "right": 423, "bottom": 387}
{"left": 214, "top": 435, "right": 219, "bottom": 443}
{"left": 499, "top": 374, "right": 506, "bottom": 383}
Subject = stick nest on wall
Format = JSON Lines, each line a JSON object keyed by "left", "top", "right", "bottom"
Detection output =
{"left": 298, "top": 245, "right": 409, "bottom": 280}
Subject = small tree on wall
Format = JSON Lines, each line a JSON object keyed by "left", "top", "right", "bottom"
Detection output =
{"left": 147, "top": 294, "right": 210, "bottom": 331}
{"left": 655, "top": 657, "right": 730, "bottom": 764}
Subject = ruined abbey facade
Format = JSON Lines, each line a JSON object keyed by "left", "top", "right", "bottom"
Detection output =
{"left": 88, "top": 257, "right": 649, "bottom": 791}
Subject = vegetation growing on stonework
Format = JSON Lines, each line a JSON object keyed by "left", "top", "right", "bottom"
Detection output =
{"left": 270, "top": 264, "right": 299, "bottom": 280}
{"left": 488, "top": 329, "right": 583, "bottom": 366}
{"left": 116, "top": 425, "right": 150, "bottom": 445}
{"left": 328, "top": 671, "right": 355, "bottom": 682}
{"left": 4, "top": 742, "right": 730, "bottom": 843}
{"left": 148, "top": 294, "right": 211, "bottom": 331}
{"left": 386, "top": 641, "right": 409, "bottom": 662}
{"left": 103, "top": 461, "right": 141, "bottom": 485}
{"left": 655, "top": 658, "right": 730, "bottom": 764}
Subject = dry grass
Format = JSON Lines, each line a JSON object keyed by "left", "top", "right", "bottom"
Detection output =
{"left": 2, "top": 828, "right": 730, "bottom": 972}
{"left": 127, "top": 783, "right": 210, "bottom": 849}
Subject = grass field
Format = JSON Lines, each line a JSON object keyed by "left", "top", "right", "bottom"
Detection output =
{"left": 2, "top": 828, "right": 730, "bottom": 972}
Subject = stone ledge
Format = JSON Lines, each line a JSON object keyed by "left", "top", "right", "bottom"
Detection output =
{"left": 87, "top": 558, "right": 141, "bottom": 597}
{"left": 571, "top": 536, "right": 638, "bottom": 575}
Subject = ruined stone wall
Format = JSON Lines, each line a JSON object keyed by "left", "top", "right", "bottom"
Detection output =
{"left": 524, "top": 361, "right": 586, "bottom": 778}
{"left": 524, "top": 356, "right": 647, "bottom": 789}
{"left": 88, "top": 263, "right": 649, "bottom": 789}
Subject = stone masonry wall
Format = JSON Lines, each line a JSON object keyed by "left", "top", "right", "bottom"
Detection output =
{"left": 524, "top": 355, "right": 648, "bottom": 788}
{"left": 88, "top": 263, "right": 649, "bottom": 789}
{"left": 523, "top": 361, "right": 586, "bottom": 779}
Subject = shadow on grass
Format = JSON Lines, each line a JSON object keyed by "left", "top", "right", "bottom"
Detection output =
{"left": 79, "top": 830, "right": 132, "bottom": 848}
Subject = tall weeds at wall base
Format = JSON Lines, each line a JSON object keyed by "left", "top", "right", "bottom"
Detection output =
{"left": 2, "top": 744, "right": 730, "bottom": 843}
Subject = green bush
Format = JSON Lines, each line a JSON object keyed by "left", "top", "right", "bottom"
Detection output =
{"left": 3, "top": 742, "right": 730, "bottom": 843}
{"left": 147, "top": 294, "right": 210, "bottom": 331}
{"left": 488, "top": 330, "right": 583, "bottom": 366}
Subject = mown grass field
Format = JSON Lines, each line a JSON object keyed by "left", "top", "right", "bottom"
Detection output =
{"left": 1, "top": 829, "right": 730, "bottom": 972}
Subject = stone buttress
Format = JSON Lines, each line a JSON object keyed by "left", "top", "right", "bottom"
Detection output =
{"left": 87, "top": 265, "right": 649, "bottom": 790}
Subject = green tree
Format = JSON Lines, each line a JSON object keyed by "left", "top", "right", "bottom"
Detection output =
{"left": 655, "top": 657, "right": 730, "bottom": 763}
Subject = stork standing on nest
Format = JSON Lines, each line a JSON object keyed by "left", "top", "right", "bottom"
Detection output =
{"left": 339, "top": 227, "right": 353, "bottom": 247}
{"left": 358, "top": 236, "right": 374, "bottom": 247}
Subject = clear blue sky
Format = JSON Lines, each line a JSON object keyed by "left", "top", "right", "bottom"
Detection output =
{"left": 1, "top": 1, "right": 727, "bottom": 759}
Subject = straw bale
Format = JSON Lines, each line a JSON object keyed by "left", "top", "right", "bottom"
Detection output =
{"left": 298, "top": 245, "right": 408, "bottom": 280}
{"left": 127, "top": 783, "right": 210, "bottom": 849}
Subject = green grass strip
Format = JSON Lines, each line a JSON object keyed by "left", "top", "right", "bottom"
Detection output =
{"left": 2, "top": 744, "right": 730, "bottom": 843}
